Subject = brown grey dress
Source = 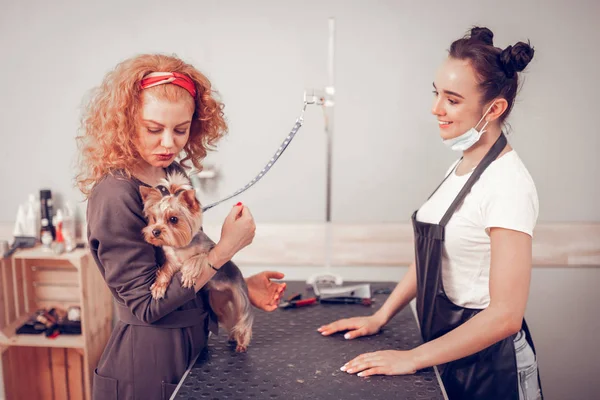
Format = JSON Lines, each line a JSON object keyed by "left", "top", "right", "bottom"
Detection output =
{"left": 87, "top": 167, "right": 218, "bottom": 400}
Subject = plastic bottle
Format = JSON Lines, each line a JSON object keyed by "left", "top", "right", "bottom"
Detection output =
{"left": 40, "top": 189, "right": 55, "bottom": 240}
{"left": 62, "top": 201, "right": 77, "bottom": 252}
{"left": 28, "top": 194, "right": 41, "bottom": 240}
{"left": 40, "top": 218, "right": 53, "bottom": 250}
{"left": 24, "top": 194, "right": 39, "bottom": 239}
{"left": 52, "top": 210, "right": 65, "bottom": 254}
{"left": 13, "top": 204, "right": 26, "bottom": 237}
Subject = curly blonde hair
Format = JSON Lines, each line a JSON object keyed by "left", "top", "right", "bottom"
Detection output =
{"left": 76, "top": 53, "right": 227, "bottom": 197}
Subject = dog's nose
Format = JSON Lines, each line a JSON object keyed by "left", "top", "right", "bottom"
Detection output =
{"left": 152, "top": 229, "right": 161, "bottom": 238}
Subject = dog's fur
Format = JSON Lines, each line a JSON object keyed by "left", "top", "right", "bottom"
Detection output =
{"left": 139, "top": 172, "right": 253, "bottom": 352}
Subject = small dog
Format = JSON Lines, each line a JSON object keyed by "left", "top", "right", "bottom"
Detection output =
{"left": 139, "top": 172, "right": 253, "bottom": 352}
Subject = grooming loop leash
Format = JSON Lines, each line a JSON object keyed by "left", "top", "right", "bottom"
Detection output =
{"left": 201, "top": 92, "right": 322, "bottom": 212}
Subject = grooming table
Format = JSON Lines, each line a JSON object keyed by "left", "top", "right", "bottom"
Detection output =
{"left": 172, "top": 282, "right": 447, "bottom": 399}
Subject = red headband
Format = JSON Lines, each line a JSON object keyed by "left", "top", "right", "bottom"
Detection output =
{"left": 140, "top": 72, "right": 197, "bottom": 98}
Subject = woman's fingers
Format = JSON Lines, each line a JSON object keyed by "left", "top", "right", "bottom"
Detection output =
{"left": 263, "top": 271, "right": 285, "bottom": 280}
{"left": 317, "top": 319, "right": 360, "bottom": 336}
{"left": 357, "top": 367, "right": 385, "bottom": 377}
{"left": 227, "top": 202, "right": 244, "bottom": 221}
{"left": 343, "top": 327, "right": 368, "bottom": 340}
{"left": 341, "top": 353, "right": 378, "bottom": 374}
{"left": 318, "top": 316, "right": 378, "bottom": 339}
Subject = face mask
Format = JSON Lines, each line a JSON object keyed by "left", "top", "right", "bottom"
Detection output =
{"left": 442, "top": 102, "right": 495, "bottom": 151}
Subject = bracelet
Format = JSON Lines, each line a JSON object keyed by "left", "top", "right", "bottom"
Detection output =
{"left": 208, "top": 260, "right": 219, "bottom": 272}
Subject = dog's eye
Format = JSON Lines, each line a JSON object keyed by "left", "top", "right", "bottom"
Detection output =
{"left": 169, "top": 216, "right": 178, "bottom": 224}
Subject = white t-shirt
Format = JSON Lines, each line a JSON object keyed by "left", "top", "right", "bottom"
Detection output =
{"left": 416, "top": 150, "right": 539, "bottom": 309}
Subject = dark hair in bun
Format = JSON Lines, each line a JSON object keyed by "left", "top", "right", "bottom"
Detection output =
{"left": 499, "top": 41, "right": 535, "bottom": 78}
{"left": 470, "top": 27, "right": 494, "bottom": 46}
{"left": 449, "top": 26, "right": 535, "bottom": 122}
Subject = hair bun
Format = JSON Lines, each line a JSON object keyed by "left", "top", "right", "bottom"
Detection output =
{"left": 500, "top": 41, "right": 534, "bottom": 78}
{"left": 469, "top": 27, "right": 494, "bottom": 46}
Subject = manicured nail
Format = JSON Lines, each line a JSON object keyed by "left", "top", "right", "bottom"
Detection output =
{"left": 346, "top": 369, "right": 353, "bottom": 373}
{"left": 357, "top": 372, "right": 363, "bottom": 377}
{"left": 236, "top": 202, "right": 242, "bottom": 206}
{"left": 340, "top": 366, "right": 346, "bottom": 372}
{"left": 344, "top": 333, "right": 351, "bottom": 339}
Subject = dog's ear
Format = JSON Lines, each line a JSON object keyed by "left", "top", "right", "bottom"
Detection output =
{"left": 139, "top": 186, "right": 161, "bottom": 204}
{"left": 178, "top": 189, "right": 200, "bottom": 213}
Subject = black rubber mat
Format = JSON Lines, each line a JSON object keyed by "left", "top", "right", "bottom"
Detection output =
{"left": 173, "top": 282, "right": 445, "bottom": 399}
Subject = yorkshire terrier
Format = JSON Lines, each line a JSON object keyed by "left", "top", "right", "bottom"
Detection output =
{"left": 139, "top": 172, "right": 253, "bottom": 352}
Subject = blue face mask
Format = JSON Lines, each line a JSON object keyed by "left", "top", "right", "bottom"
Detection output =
{"left": 442, "top": 102, "right": 495, "bottom": 151}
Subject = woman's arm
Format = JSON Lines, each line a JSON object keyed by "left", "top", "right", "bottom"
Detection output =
{"left": 374, "top": 260, "right": 418, "bottom": 324}
{"left": 343, "top": 227, "right": 532, "bottom": 376}
{"left": 190, "top": 204, "right": 255, "bottom": 293}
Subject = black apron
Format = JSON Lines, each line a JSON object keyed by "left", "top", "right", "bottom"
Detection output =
{"left": 412, "top": 133, "right": 543, "bottom": 400}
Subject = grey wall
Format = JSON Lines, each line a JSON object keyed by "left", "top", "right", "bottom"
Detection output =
{"left": 526, "top": 267, "right": 600, "bottom": 400}
{"left": 1, "top": 1, "right": 599, "bottom": 399}
{"left": 0, "top": 0, "right": 599, "bottom": 226}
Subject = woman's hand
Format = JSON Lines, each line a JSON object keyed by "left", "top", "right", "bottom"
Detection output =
{"left": 340, "top": 350, "right": 418, "bottom": 377}
{"left": 214, "top": 203, "right": 255, "bottom": 261}
{"left": 317, "top": 314, "right": 386, "bottom": 339}
{"left": 246, "top": 271, "right": 286, "bottom": 312}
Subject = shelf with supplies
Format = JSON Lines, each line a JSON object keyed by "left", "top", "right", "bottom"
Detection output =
{"left": 0, "top": 246, "right": 113, "bottom": 400}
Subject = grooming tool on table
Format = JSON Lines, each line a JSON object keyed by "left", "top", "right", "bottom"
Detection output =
{"left": 316, "top": 283, "right": 371, "bottom": 300}
{"left": 279, "top": 293, "right": 318, "bottom": 310}
{"left": 319, "top": 297, "right": 373, "bottom": 306}
{"left": 285, "top": 293, "right": 302, "bottom": 302}
{"left": 308, "top": 274, "right": 345, "bottom": 297}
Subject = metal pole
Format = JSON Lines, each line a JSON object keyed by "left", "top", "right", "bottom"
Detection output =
{"left": 324, "top": 17, "right": 335, "bottom": 269}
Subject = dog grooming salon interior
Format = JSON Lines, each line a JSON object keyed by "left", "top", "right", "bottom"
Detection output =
{"left": 1, "top": 1, "right": 599, "bottom": 399}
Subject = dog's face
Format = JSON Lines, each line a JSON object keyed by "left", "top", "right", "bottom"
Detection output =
{"left": 140, "top": 173, "right": 203, "bottom": 248}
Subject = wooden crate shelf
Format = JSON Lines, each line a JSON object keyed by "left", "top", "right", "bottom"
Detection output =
{"left": 1, "top": 247, "right": 113, "bottom": 400}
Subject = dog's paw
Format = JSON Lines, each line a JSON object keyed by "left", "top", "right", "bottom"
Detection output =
{"left": 235, "top": 344, "right": 247, "bottom": 353}
{"left": 150, "top": 281, "right": 168, "bottom": 300}
{"left": 181, "top": 276, "right": 195, "bottom": 289}
{"left": 181, "top": 264, "right": 201, "bottom": 289}
{"left": 181, "top": 270, "right": 198, "bottom": 289}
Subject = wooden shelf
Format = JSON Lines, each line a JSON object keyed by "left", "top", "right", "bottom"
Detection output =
{"left": 11, "top": 247, "right": 90, "bottom": 269}
{"left": 0, "top": 314, "right": 84, "bottom": 349}
{"left": 1, "top": 246, "right": 113, "bottom": 400}
{"left": 1, "top": 333, "right": 84, "bottom": 349}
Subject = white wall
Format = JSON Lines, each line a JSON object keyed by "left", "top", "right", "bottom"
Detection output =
{"left": 0, "top": 0, "right": 598, "bottom": 226}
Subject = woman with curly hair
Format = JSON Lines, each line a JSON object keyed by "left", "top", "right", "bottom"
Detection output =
{"left": 77, "top": 53, "right": 286, "bottom": 400}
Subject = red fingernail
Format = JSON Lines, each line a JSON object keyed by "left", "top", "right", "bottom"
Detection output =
{"left": 236, "top": 202, "right": 242, "bottom": 206}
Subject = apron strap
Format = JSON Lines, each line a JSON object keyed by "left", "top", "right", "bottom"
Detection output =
{"left": 439, "top": 133, "right": 507, "bottom": 227}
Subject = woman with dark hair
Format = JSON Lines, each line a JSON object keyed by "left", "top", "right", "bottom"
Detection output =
{"left": 319, "top": 27, "right": 542, "bottom": 400}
